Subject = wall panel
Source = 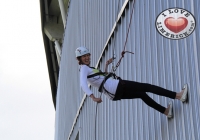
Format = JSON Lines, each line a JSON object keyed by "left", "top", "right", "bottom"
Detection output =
{"left": 55, "top": 0, "right": 200, "bottom": 140}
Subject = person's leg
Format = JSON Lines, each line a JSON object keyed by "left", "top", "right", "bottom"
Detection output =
{"left": 141, "top": 93, "right": 167, "bottom": 114}
{"left": 120, "top": 80, "right": 177, "bottom": 115}
{"left": 116, "top": 80, "right": 186, "bottom": 116}
{"left": 121, "top": 91, "right": 166, "bottom": 114}
{"left": 123, "top": 80, "right": 177, "bottom": 99}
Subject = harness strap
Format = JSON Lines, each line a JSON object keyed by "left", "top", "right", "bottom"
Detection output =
{"left": 87, "top": 66, "right": 107, "bottom": 78}
{"left": 87, "top": 72, "right": 106, "bottom": 78}
{"left": 98, "top": 73, "right": 114, "bottom": 92}
{"left": 87, "top": 70, "right": 124, "bottom": 97}
{"left": 87, "top": 71, "right": 117, "bottom": 94}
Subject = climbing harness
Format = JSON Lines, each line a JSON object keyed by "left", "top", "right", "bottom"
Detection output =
{"left": 87, "top": 67, "right": 117, "bottom": 98}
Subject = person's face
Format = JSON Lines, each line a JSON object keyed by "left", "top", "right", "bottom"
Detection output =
{"left": 80, "top": 53, "right": 91, "bottom": 65}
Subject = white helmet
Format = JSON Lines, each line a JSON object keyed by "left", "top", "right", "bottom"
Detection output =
{"left": 75, "top": 46, "right": 90, "bottom": 57}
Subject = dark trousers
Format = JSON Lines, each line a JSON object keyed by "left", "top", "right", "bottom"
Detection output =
{"left": 113, "top": 80, "right": 177, "bottom": 114}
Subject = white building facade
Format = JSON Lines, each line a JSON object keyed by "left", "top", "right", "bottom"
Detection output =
{"left": 41, "top": 0, "right": 200, "bottom": 140}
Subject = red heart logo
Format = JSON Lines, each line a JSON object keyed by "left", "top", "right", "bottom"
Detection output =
{"left": 164, "top": 17, "right": 188, "bottom": 33}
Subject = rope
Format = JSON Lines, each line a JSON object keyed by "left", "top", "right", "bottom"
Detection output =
{"left": 111, "top": 0, "right": 121, "bottom": 73}
{"left": 95, "top": 0, "right": 121, "bottom": 138}
{"left": 113, "top": 0, "right": 135, "bottom": 72}
{"left": 94, "top": 92, "right": 102, "bottom": 140}
{"left": 94, "top": 0, "right": 135, "bottom": 139}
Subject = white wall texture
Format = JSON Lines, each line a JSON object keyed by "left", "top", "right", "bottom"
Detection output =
{"left": 55, "top": 0, "right": 200, "bottom": 140}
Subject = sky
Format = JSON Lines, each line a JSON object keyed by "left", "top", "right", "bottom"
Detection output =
{"left": 0, "top": 1, "right": 55, "bottom": 140}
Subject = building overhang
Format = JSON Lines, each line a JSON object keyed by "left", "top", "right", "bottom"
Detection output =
{"left": 39, "top": 0, "right": 69, "bottom": 109}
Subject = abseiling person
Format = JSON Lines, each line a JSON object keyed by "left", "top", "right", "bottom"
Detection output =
{"left": 75, "top": 46, "right": 188, "bottom": 118}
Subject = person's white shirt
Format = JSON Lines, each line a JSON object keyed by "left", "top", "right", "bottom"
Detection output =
{"left": 80, "top": 65, "right": 119, "bottom": 100}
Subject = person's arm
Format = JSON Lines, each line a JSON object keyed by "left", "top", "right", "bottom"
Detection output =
{"left": 80, "top": 65, "right": 102, "bottom": 103}
{"left": 90, "top": 94, "right": 102, "bottom": 103}
{"left": 80, "top": 65, "right": 93, "bottom": 95}
{"left": 104, "top": 58, "right": 114, "bottom": 72}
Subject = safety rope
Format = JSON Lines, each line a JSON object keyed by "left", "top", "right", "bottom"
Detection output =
{"left": 111, "top": 0, "right": 121, "bottom": 73}
{"left": 95, "top": 0, "right": 121, "bottom": 139}
{"left": 113, "top": 0, "right": 135, "bottom": 72}
{"left": 94, "top": 1, "right": 135, "bottom": 140}
{"left": 94, "top": 92, "right": 102, "bottom": 140}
